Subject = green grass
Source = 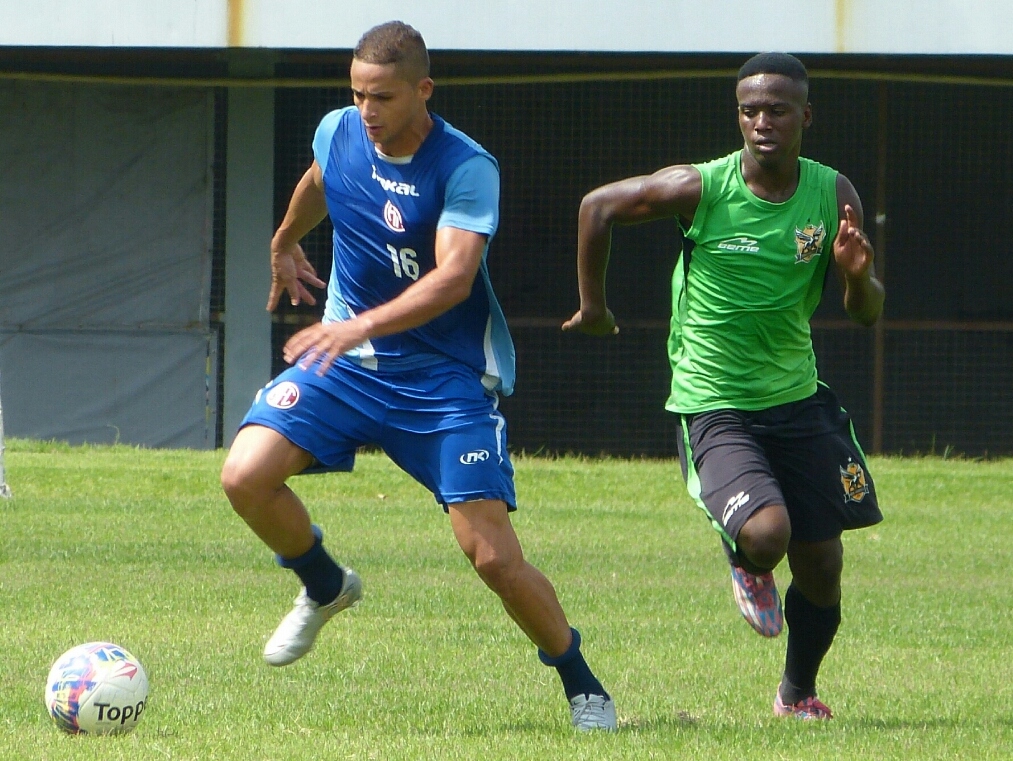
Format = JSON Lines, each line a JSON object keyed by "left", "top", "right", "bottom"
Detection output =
{"left": 2, "top": 438, "right": 1012, "bottom": 760}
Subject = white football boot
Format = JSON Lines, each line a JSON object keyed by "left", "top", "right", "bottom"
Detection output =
{"left": 263, "top": 569, "right": 362, "bottom": 666}
{"left": 569, "top": 693, "right": 617, "bottom": 731}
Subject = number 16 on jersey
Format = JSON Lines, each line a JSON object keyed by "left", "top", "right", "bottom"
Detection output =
{"left": 387, "top": 245, "right": 420, "bottom": 281}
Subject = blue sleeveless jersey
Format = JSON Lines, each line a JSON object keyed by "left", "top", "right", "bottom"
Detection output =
{"left": 312, "top": 107, "right": 516, "bottom": 395}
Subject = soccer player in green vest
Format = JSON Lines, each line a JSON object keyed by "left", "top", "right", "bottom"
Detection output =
{"left": 563, "top": 53, "right": 885, "bottom": 719}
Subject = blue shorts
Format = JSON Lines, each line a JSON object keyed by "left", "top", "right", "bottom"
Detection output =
{"left": 240, "top": 359, "right": 516, "bottom": 511}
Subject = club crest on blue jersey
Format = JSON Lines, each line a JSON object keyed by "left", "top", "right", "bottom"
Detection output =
{"left": 840, "top": 459, "right": 870, "bottom": 503}
{"left": 794, "top": 221, "right": 826, "bottom": 263}
{"left": 266, "top": 381, "right": 300, "bottom": 410}
{"left": 384, "top": 200, "right": 405, "bottom": 232}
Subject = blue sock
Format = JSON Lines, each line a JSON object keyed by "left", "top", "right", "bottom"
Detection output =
{"left": 275, "top": 525, "right": 345, "bottom": 606}
{"left": 538, "top": 628, "right": 610, "bottom": 701}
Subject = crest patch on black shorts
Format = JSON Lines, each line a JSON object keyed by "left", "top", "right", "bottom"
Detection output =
{"left": 839, "top": 459, "right": 870, "bottom": 503}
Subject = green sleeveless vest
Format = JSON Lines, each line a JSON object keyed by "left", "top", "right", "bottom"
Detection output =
{"left": 667, "top": 150, "right": 839, "bottom": 413}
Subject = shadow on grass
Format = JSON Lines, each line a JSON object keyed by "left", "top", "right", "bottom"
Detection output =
{"left": 845, "top": 717, "right": 1013, "bottom": 731}
{"left": 478, "top": 709, "right": 700, "bottom": 735}
{"left": 617, "top": 710, "right": 700, "bottom": 732}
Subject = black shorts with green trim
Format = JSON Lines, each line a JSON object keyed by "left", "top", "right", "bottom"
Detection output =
{"left": 675, "top": 384, "right": 883, "bottom": 548}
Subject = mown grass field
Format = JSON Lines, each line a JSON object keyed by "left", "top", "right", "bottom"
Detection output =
{"left": 1, "top": 439, "right": 1011, "bottom": 760}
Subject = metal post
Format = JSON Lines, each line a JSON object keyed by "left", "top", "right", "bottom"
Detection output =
{"left": 872, "top": 81, "right": 888, "bottom": 454}
{"left": 222, "top": 78, "right": 275, "bottom": 447}
{"left": 0, "top": 371, "right": 12, "bottom": 498}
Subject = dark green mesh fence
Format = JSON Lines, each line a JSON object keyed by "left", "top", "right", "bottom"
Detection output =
{"left": 256, "top": 66, "right": 1013, "bottom": 457}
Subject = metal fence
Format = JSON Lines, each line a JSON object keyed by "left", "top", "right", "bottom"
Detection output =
{"left": 239, "top": 59, "right": 1013, "bottom": 458}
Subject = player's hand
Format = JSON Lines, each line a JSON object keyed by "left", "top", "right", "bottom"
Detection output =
{"left": 267, "top": 243, "right": 327, "bottom": 311}
{"left": 561, "top": 306, "right": 619, "bottom": 336}
{"left": 833, "top": 204, "right": 875, "bottom": 280}
{"left": 283, "top": 320, "right": 369, "bottom": 375}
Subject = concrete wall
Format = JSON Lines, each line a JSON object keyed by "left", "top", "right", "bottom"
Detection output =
{"left": 222, "top": 85, "right": 274, "bottom": 446}
{"left": 3, "top": 0, "right": 1013, "bottom": 54}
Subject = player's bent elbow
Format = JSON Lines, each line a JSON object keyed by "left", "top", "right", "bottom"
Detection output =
{"left": 846, "top": 301, "right": 883, "bottom": 327}
{"left": 578, "top": 190, "right": 611, "bottom": 227}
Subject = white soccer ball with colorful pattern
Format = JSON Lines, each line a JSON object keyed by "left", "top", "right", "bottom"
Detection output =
{"left": 44, "top": 642, "right": 149, "bottom": 735}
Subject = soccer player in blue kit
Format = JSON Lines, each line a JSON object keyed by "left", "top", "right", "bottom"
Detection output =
{"left": 220, "top": 21, "right": 615, "bottom": 731}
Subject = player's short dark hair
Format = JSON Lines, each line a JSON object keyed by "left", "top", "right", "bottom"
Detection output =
{"left": 353, "top": 21, "right": 430, "bottom": 83}
{"left": 737, "top": 52, "right": 808, "bottom": 85}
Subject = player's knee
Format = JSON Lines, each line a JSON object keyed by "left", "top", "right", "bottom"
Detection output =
{"left": 469, "top": 548, "right": 521, "bottom": 596}
{"left": 220, "top": 456, "right": 260, "bottom": 514}
{"left": 823, "top": 547, "right": 844, "bottom": 578}
{"left": 806, "top": 545, "right": 844, "bottom": 588}
{"left": 220, "top": 457, "right": 239, "bottom": 497}
{"left": 789, "top": 540, "right": 844, "bottom": 603}
{"left": 738, "top": 505, "right": 791, "bottom": 571}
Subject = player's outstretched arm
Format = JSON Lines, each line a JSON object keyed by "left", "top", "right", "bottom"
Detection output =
{"left": 284, "top": 226, "right": 486, "bottom": 374}
{"left": 267, "top": 161, "right": 329, "bottom": 311}
{"left": 834, "top": 175, "right": 885, "bottom": 327}
{"left": 562, "top": 165, "right": 701, "bottom": 336}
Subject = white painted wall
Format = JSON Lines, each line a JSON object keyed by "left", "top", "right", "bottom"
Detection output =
{"left": 2, "top": 0, "right": 1013, "bottom": 54}
{"left": 5, "top": 0, "right": 226, "bottom": 47}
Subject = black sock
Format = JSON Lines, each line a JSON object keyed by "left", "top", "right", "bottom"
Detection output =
{"left": 537, "top": 628, "right": 610, "bottom": 701}
{"left": 780, "top": 583, "right": 841, "bottom": 704}
{"left": 275, "top": 525, "right": 345, "bottom": 606}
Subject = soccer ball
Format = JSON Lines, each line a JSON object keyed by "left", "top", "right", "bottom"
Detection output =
{"left": 44, "top": 642, "right": 149, "bottom": 735}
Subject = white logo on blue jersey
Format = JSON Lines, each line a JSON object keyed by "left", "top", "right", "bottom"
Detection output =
{"left": 371, "top": 164, "right": 420, "bottom": 197}
{"left": 459, "top": 450, "right": 490, "bottom": 465}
